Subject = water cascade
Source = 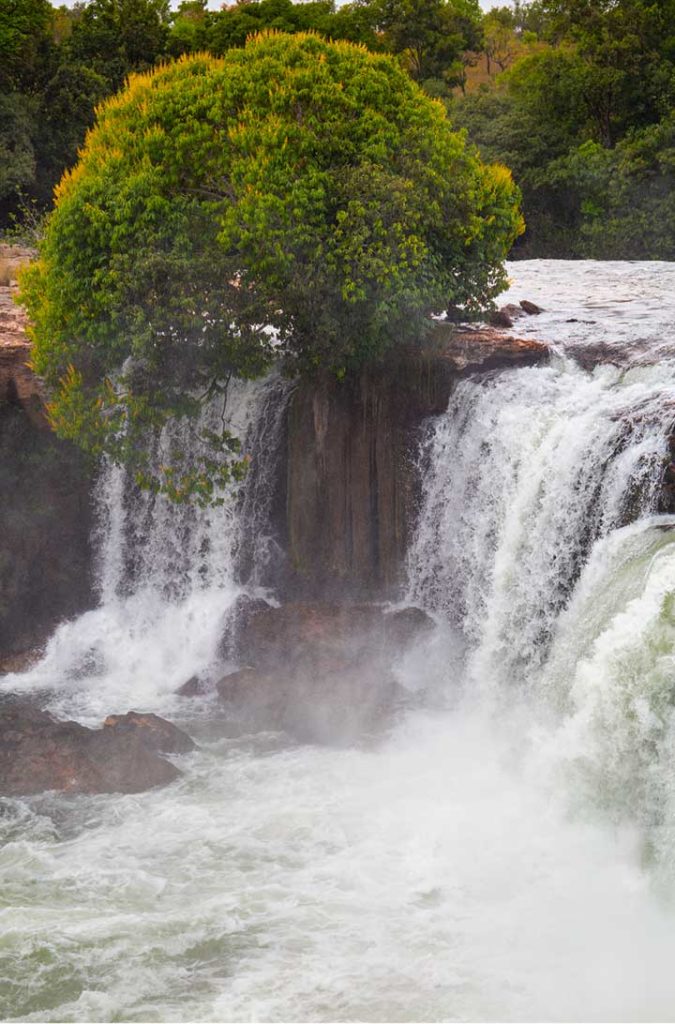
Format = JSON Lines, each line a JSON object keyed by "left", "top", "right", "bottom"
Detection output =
{"left": 3, "top": 262, "right": 675, "bottom": 1021}
{"left": 4, "top": 373, "right": 290, "bottom": 723}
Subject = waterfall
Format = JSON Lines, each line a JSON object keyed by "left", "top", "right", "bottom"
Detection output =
{"left": 5, "top": 373, "right": 290, "bottom": 723}
{"left": 4, "top": 262, "right": 675, "bottom": 1023}
{"left": 407, "top": 345, "right": 675, "bottom": 861}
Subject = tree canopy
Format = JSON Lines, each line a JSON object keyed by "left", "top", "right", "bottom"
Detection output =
{"left": 21, "top": 32, "right": 522, "bottom": 500}
{"left": 450, "top": 0, "right": 675, "bottom": 257}
{"left": 2, "top": 0, "right": 674, "bottom": 258}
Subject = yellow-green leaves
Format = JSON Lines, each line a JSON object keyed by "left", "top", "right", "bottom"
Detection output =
{"left": 23, "top": 31, "right": 522, "bottom": 500}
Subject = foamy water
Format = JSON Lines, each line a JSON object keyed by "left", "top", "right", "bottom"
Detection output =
{"left": 2, "top": 262, "right": 675, "bottom": 1022}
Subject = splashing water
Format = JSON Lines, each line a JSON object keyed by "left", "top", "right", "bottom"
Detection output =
{"left": 3, "top": 262, "right": 675, "bottom": 1022}
{"left": 3, "top": 374, "right": 289, "bottom": 723}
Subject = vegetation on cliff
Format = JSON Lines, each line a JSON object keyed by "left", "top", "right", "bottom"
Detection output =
{"left": 21, "top": 32, "right": 522, "bottom": 499}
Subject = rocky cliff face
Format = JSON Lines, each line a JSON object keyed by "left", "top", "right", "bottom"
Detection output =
{"left": 0, "top": 247, "right": 94, "bottom": 664}
{"left": 0, "top": 247, "right": 46, "bottom": 428}
{"left": 282, "top": 324, "right": 549, "bottom": 600}
{"left": 0, "top": 251, "right": 550, "bottom": 648}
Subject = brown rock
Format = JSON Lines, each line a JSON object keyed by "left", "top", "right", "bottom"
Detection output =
{"left": 489, "top": 309, "right": 514, "bottom": 328}
{"left": 102, "top": 711, "right": 195, "bottom": 753}
{"left": 519, "top": 300, "right": 544, "bottom": 315}
{"left": 384, "top": 606, "right": 436, "bottom": 648}
{"left": 0, "top": 245, "right": 34, "bottom": 287}
{"left": 0, "top": 250, "right": 46, "bottom": 429}
{"left": 429, "top": 322, "right": 549, "bottom": 374}
{"left": 503, "top": 303, "right": 525, "bottom": 319}
{"left": 217, "top": 594, "right": 274, "bottom": 662}
{"left": 176, "top": 675, "right": 209, "bottom": 697}
{"left": 216, "top": 663, "right": 405, "bottom": 746}
{"left": 568, "top": 342, "right": 624, "bottom": 371}
{"left": 488, "top": 304, "right": 524, "bottom": 328}
{"left": 284, "top": 326, "right": 549, "bottom": 600}
{"left": 0, "top": 646, "right": 44, "bottom": 675}
{"left": 0, "top": 702, "right": 183, "bottom": 796}
{"left": 218, "top": 602, "right": 432, "bottom": 744}
{"left": 236, "top": 602, "right": 387, "bottom": 671}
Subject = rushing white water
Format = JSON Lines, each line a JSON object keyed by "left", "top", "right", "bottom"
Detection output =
{"left": 2, "top": 261, "right": 675, "bottom": 1022}
{"left": 3, "top": 374, "right": 289, "bottom": 723}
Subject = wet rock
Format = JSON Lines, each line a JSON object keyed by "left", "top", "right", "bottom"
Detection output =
{"left": 489, "top": 308, "right": 515, "bottom": 328}
{"left": 658, "top": 433, "right": 675, "bottom": 515}
{"left": 176, "top": 675, "right": 209, "bottom": 698}
{"left": 519, "top": 300, "right": 544, "bottom": 315}
{"left": 284, "top": 330, "right": 549, "bottom": 601}
{"left": 384, "top": 606, "right": 436, "bottom": 648}
{"left": 216, "top": 663, "right": 406, "bottom": 746}
{"left": 216, "top": 594, "right": 274, "bottom": 662}
{"left": 0, "top": 646, "right": 44, "bottom": 676}
{"left": 487, "top": 303, "right": 524, "bottom": 327}
{"left": 217, "top": 602, "right": 433, "bottom": 744}
{"left": 102, "top": 711, "right": 196, "bottom": 753}
{"left": 0, "top": 702, "right": 184, "bottom": 796}
{"left": 236, "top": 602, "right": 386, "bottom": 671}
{"left": 236, "top": 601, "right": 435, "bottom": 667}
{"left": 429, "top": 323, "right": 549, "bottom": 374}
{"left": 568, "top": 342, "right": 624, "bottom": 371}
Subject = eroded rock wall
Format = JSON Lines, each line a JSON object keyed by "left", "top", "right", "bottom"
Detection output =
{"left": 0, "top": 247, "right": 95, "bottom": 662}
{"left": 282, "top": 325, "right": 550, "bottom": 599}
{"left": 0, "top": 400, "right": 95, "bottom": 660}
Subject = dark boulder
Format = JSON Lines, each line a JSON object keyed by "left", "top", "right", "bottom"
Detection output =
{"left": 216, "top": 594, "right": 274, "bottom": 662}
{"left": 216, "top": 601, "right": 434, "bottom": 744}
{"left": 176, "top": 675, "right": 209, "bottom": 697}
{"left": 519, "top": 300, "right": 544, "bottom": 315}
{"left": 102, "top": 711, "right": 195, "bottom": 753}
{"left": 489, "top": 308, "right": 515, "bottom": 328}
{"left": 659, "top": 433, "right": 675, "bottom": 515}
{"left": 568, "top": 341, "right": 624, "bottom": 371}
{"left": 384, "top": 606, "right": 436, "bottom": 648}
{"left": 0, "top": 702, "right": 188, "bottom": 796}
{"left": 216, "top": 663, "right": 406, "bottom": 746}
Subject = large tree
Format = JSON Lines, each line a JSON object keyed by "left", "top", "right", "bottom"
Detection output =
{"left": 22, "top": 32, "right": 522, "bottom": 500}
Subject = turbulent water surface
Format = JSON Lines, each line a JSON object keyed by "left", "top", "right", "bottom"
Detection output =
{"left": 3, "top": 261, "right": 675, "bottom": 1022}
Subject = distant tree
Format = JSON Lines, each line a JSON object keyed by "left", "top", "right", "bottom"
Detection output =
{"left": 66, "top": 0, "right": 170, "bottom": 90}
{"left": 538, "top": 0, "right": 675, "bottom": 138}
{"left": 166, "top": 0, "right": 208, "bottom": 57}
{"left": 22, "top": 33, "right": 522, "bottom": 500}
{"left": 550, "top": 118, "right": 675, "bottom": 260}
{"left": 0, "top": 0, "right": 56, "bottom": 92}
{"left": 369, "top": 0, "right": 483, "bottom": 91}
{"left": 483, "top": 10, "right": 519, "bottom": 75}
{"left": 35, "top": 62, "right": 107, "bottom": 201}
{"left": 0, "top": 93, "right": 37, "bottom": 205}
{"left": 203, "top": 0, "right": 379, "bottom": 58}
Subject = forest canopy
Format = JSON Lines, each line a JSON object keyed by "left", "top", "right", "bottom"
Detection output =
{"left": 2, "top": 0, "right": 673, "bottom": 258}
{"left": 21, "top": 32, "right": 522, "bottom": 500}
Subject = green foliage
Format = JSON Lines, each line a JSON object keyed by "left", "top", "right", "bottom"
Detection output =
{"left": 65, "top": 0, "right": 170, "bottom": 91}
{"left": 203, "top": 0, "right": 380, "bottom": 58}
{"left": 0, "top": 0, "right": 56, "bottom": 92}
{"left": 22, "top": 33, "right": 522, "bottom": 495}
{"left": 0, "top": 93, "right": 37, "bottom": 204}
{"left": 369, "top": 0, "right": 483, "bottom": 93}
{"left": 549, "top": 120, "right": 675, "bottom": 260}
{"left": 451, "top": 0, "right": 675, "bottom": 257}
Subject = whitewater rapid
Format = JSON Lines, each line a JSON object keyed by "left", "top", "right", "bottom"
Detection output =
{"left": 2, "top": 261, "right": 675, "bottom": 1022}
